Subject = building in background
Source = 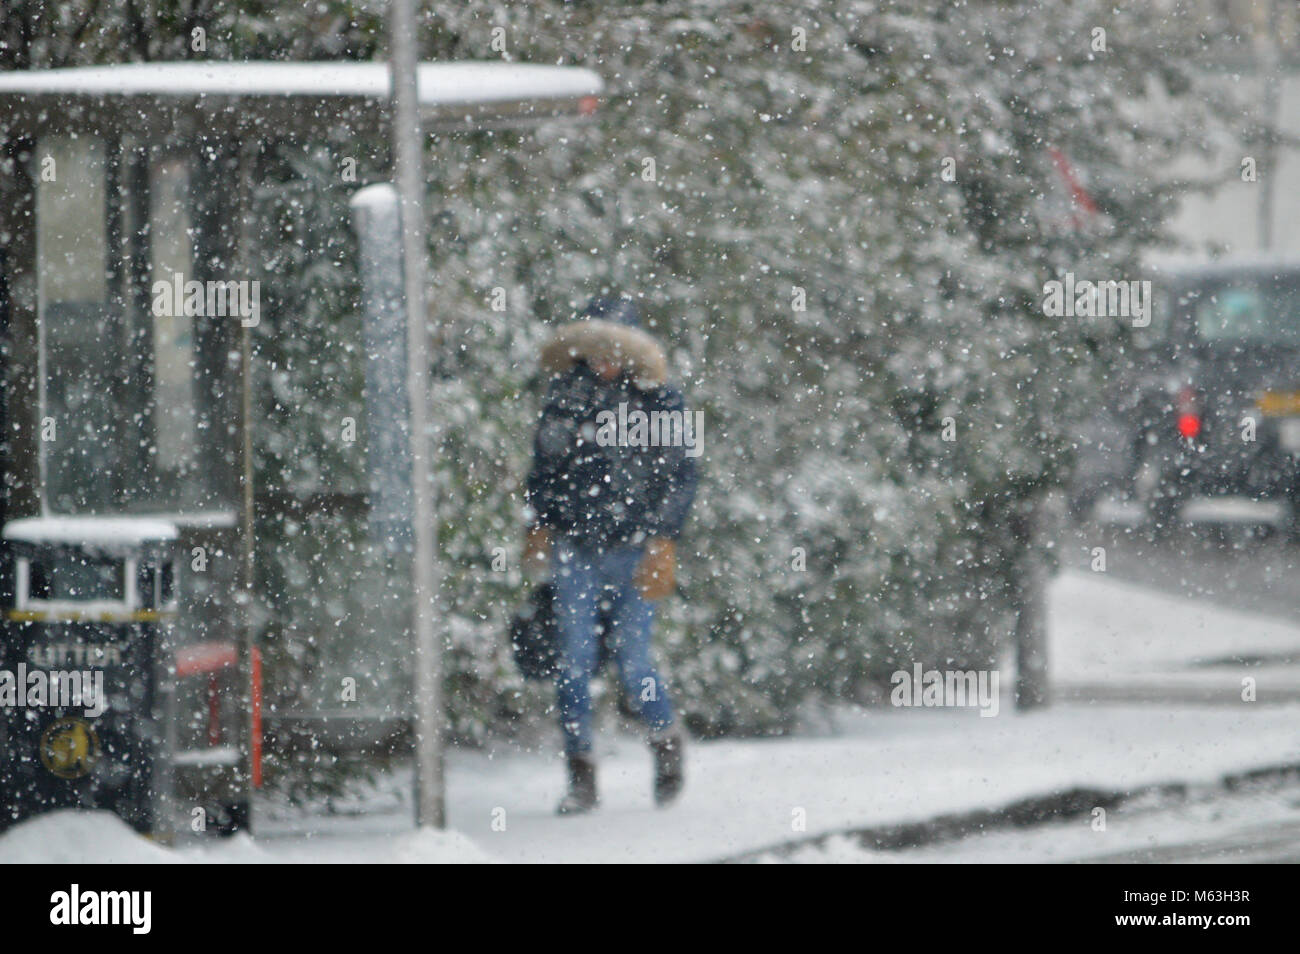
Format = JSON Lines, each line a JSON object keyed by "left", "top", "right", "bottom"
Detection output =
{"left": 1166, "top": 0, "right": 1300, "bottom": 257}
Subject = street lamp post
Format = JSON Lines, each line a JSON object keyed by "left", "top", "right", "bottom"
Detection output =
{"left": 389, "top": 0, "right": 444, "bottom": 828}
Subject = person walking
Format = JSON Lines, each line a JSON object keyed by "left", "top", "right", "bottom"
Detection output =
{"left": 523, "top": 297, "right": 698, "bottom": 814}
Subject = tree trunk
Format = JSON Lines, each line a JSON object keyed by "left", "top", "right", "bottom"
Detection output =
{"left": 1012, "top": 495, "right": 1050, "bottom": 710}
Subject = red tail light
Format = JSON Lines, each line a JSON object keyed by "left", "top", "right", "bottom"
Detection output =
{"left": 1175, "top": 387, "right": 1200, "bottom": 439}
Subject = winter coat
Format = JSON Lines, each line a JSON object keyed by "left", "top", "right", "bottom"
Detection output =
{"left": 526, "top": 319, "right": 698, "bottom": 547}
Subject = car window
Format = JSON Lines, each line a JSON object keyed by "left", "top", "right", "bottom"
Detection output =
{"left": 1191, "top": 277, "right": 1300, "bottom": 347}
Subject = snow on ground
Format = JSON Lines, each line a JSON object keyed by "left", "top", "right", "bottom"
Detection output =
{"left": 4, "top": 569, "right": 1300, "bottom": 864}
{"left": 765, "top": 780, "right": 1300, "bottom": 864}
{"left": 0, "top": 812, "right": 178, "bottom": 864}
{"left": 1051, "top": 568, "right": 1300, "bottom": 698}
{"left": 434, "top": 703, "right": 1300, "bottom": 863}
{"left": 0, "top": 809, "right": 497, "bottom": 864}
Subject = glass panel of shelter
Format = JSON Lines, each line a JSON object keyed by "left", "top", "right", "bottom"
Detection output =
{"left": 35, "top": 135, "right": 236, "bottom": 516}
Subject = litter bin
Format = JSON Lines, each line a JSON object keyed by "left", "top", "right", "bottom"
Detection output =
{"left": 0, "top": 516, "right": 179, "bottom": 836}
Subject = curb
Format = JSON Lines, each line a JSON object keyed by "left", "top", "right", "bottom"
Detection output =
{"left": 716, "top": 761, "right": 1300, "bottom": 863}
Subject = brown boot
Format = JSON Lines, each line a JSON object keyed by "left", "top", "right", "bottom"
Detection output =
{"left": 556, "top": 753, "right": 598, "bottom": 815}
{"left": 650, "top": 731, "right": 685, "bottom": 808}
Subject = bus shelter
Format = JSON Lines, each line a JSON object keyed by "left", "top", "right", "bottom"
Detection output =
{"left": 0, "top": 60, "right": 601, "bottom": 834}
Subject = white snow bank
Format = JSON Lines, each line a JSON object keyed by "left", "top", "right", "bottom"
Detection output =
{"left": 0, "top": 810, "right": 498, "bottom": 865}
{"left": 0, "top": 812, "right": 178, "bottom": 864}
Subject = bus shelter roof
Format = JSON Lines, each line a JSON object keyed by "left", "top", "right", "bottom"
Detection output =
{"left": 0, "top": 60, "right": 603, "bottom": 137}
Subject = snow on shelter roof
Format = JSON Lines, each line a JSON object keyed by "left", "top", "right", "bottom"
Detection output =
{"left": 0, "top": 61, "right": 602, "bottom": 137}
{"left": 0, "top": 60, "right": 602, "bottom": 109}
{"left": 4, "top": 516, "right": 178, "bottom": 549}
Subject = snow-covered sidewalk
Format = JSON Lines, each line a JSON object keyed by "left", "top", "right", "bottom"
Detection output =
{"left": 438, "top": 701, "right": 1300, "bottom": 863}
{"left": 4, "top": 570, "right": 1299, "bottom": 863}
{"left": 7, "top": 700, "right": 1297, "bottom": 864}
{"left": 1051, "top": 568, "right": 1300, "bottom": 701}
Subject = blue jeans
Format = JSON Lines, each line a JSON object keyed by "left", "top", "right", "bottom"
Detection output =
{"left": 553, "top": 540, "right": 675, "bottom": 755}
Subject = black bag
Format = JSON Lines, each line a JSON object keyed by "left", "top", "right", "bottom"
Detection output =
{"left": 509, "top": 582, "right": 616, "bottom": 682}
{"left": 510, "top": 583, "right": 561, "bottom": 681}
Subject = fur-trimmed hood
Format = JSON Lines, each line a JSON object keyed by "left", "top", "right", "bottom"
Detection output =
{"left": 540, "top": 319, "right": 668, "bottom": 390}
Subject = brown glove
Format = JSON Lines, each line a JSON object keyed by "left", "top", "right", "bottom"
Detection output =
{"left": 523, "top": 526, "right": 551, "bottom": 578}
{"left": 635, "top": 537, "right": 677, "bottom": 601}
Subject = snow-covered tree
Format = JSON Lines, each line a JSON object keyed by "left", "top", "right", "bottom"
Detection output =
{"left": 417, "top": 0, "right": 1235, "bottom": 733}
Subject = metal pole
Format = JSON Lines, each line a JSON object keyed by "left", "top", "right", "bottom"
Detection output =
{"left": 236, "top": 139, "right": 259, "bottom": 830}
{"left": 389, "top": 0, "right": 444, "bottom": 828}
{"left": 1013, "top": 495, "right": 1049, "bottom": 710}
{"left": 1257, "top": 1, "right": 1281, "bottom": 252}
